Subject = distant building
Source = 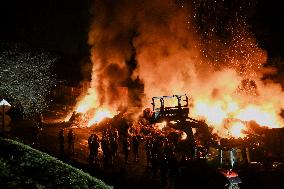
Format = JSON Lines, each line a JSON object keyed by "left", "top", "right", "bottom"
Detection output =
{"left": 50, "top": 79, "right": 144, "bottom": 111}
{"left": 264, "top": 128, "right": 284, "bottom": 159}
{"left": 51, "top": 80, "right": 89, "bottom": 105}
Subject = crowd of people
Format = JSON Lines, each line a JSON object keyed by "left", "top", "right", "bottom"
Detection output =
{"left": 58, "top": 128, "right": 75, "bottom": 156}
{"left": 50, "top": 111, "right": 225, "bottom": 189}
{"left": 27, "top": 108, "right": 244, "bottom": 188}
{"left": 56, "top": 124, "right": 208, "bottom": 188}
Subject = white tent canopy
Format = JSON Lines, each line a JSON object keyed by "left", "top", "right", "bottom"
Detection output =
{"left": 0, "top": 99, "right": 11, "bottom": 106}
{"left": 0, "top": 99, "right": 12, "bottom": 132}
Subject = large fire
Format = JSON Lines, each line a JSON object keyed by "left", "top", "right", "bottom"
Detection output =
{"left": 191, "top": 96, "right": 283, "bottom": 138}
{"left": 73, "top": 101, "right": 116, "bottom": 128}
{"left": 69, "top": 85, "right": 283, "bottom": 139}
{"left": 66, "top": 1, "right": 284, "bottom": 140}
{"left": 87, "top": 108, "right": 114, "bottom": 127}
{"left": 65, "top": 88, "right": 116, "bottom": 127}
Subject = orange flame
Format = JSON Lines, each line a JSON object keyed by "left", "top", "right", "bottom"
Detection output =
{"left": 75, "top": 89, "right": 99, "bottom": 114}
{"left": 229, "top": 122, "right": 246, "bottom": 138}
{"left": 81, "top": 0, "right": 284, "bottom": 140}
{"left": 235, "top": 105, "right": 281, "bottom": 128}
{"left": 87, "top": 108, "right": 115, "bottom": 127}
{"left": 156, "top": 121, "right": 167, "bottom": 130}
{"left": 65, "top": 87, "right": 116, "bottom": 127}
{"left": 191, "top": 96, "right": 283, "bottom": 138}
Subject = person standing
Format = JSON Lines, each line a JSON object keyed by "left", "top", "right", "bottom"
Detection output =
{"left": 110, "top": 136, "right": 118, "bottom": 165}
{"left": 145, "top": 137, "right": 152, "bottom": 168}
{"left": 88, "top": 133, "right": 99, "bottom": 165}
{"left": 58, "top": 129, "right": 64, "bottom": 156}
{"left": 168, "top": 152, "right": 178, "bottom": 188}
{"left": 123, "top": 137, "right": 131, "bottom": 164}
{"left": 36, "top": 113, "right": 43, "bottom": 128}
{"left": 31, "top": 125, "right": 41, "bottom": 147}
{"left": 132, "top": 135, "right": 139, "bottom": 162}
{"left": 160, "top": 154, "right": 168, "bottom": 187}
{"left": 67, "top": 129, "right": 75, "bottom": 155}
{"left": 101, "top": 134, "right": 110, "bottom": 168}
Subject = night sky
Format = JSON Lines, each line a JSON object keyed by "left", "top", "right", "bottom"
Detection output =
{"left": 250, "top": 0, "right": 284, "bottom": 58}
{"left": 0, "top": 0, "right": 90, "bottom": 84}
{"left": 0, "top": 0, "right": 283, "bottom": 82}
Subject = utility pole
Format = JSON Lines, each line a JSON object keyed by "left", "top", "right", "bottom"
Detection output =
{"left": 2, "top": 104, "right": 4, "bottom": 130}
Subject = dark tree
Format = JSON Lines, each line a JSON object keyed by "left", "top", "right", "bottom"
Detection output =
{"left": 0, "top": 46, "right": 56, "bottom": 118}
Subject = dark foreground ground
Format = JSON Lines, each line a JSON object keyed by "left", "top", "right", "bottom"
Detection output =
{"left": 0, "top": 137, "right": 112, "bottom": 189}
{"left": 4, "top": 111, "right": 284, "bottom": 189}
{"left": 6, "top": 118, "right": 163, "bottom": 189}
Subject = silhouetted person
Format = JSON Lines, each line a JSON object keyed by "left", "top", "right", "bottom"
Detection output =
{"left": 110, "top": 137, "right": 118, "bottom": 165}
{"left": 31, "top": 125, "right": 42, "bottom": 147}
{"left": 132, "top": 135, "right": 139, "bottom": 162}
{"left": 176, "top": 154, "right": 190, "bottom": 188}
{"left": 36, "top": 113, "right": 43, "bottom": 128}
{"left": 58, "top": 129, "right": 64, "bottom": 156}
{"left": 145, "top": 137, "right": 152, "bottom": 168}
{"left": 113, "top": 128, "right": 119, "bottom": 141}
{"left": 151, "top": 153, "right": 159, "bottom": 179}
{"left": 67, "top": 129, "right": 75, "bottom": 155}
{"left": 160, "top": 154, "right": 168, "bottom": 186}
{"left": 168, "top": 153, "right": 178, "bottom": 188}
{"left": 151, "top": 139, "right": 159, "bottom": 156}
{"left": 163, "top": 140, "right": 174, "bottom": 158}
{"left": 123, "top": 137, "right": 131, "bottom": 164}
{"left": 88, "top": 133, "right": 99, "bottom": 165}
{"left": 101, "top": 135, "right": 110, "bottom": 168}
{"left": 178, "top": 154, "right": 188, "bottom": 170}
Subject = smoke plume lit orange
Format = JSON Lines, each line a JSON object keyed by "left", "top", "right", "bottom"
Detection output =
{"left": 71, "top": 0, "right": 284, "bottom": 138}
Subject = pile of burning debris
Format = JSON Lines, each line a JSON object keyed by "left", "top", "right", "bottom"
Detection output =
{"left": 65, "top": 94, "right": 282, "bottom": 163}
{"left": 63, "top": 94, "right": 284, "bottom": 188}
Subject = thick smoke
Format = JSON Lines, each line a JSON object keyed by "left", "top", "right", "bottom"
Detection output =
{"left": 87, "top": 0, "right": 284, "bottom": 133}
{"left": 88, "top": 0, "right": 200, "bottom": 108}
{"left": 87, "top": 0, "right": 137, "bottom": 109}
